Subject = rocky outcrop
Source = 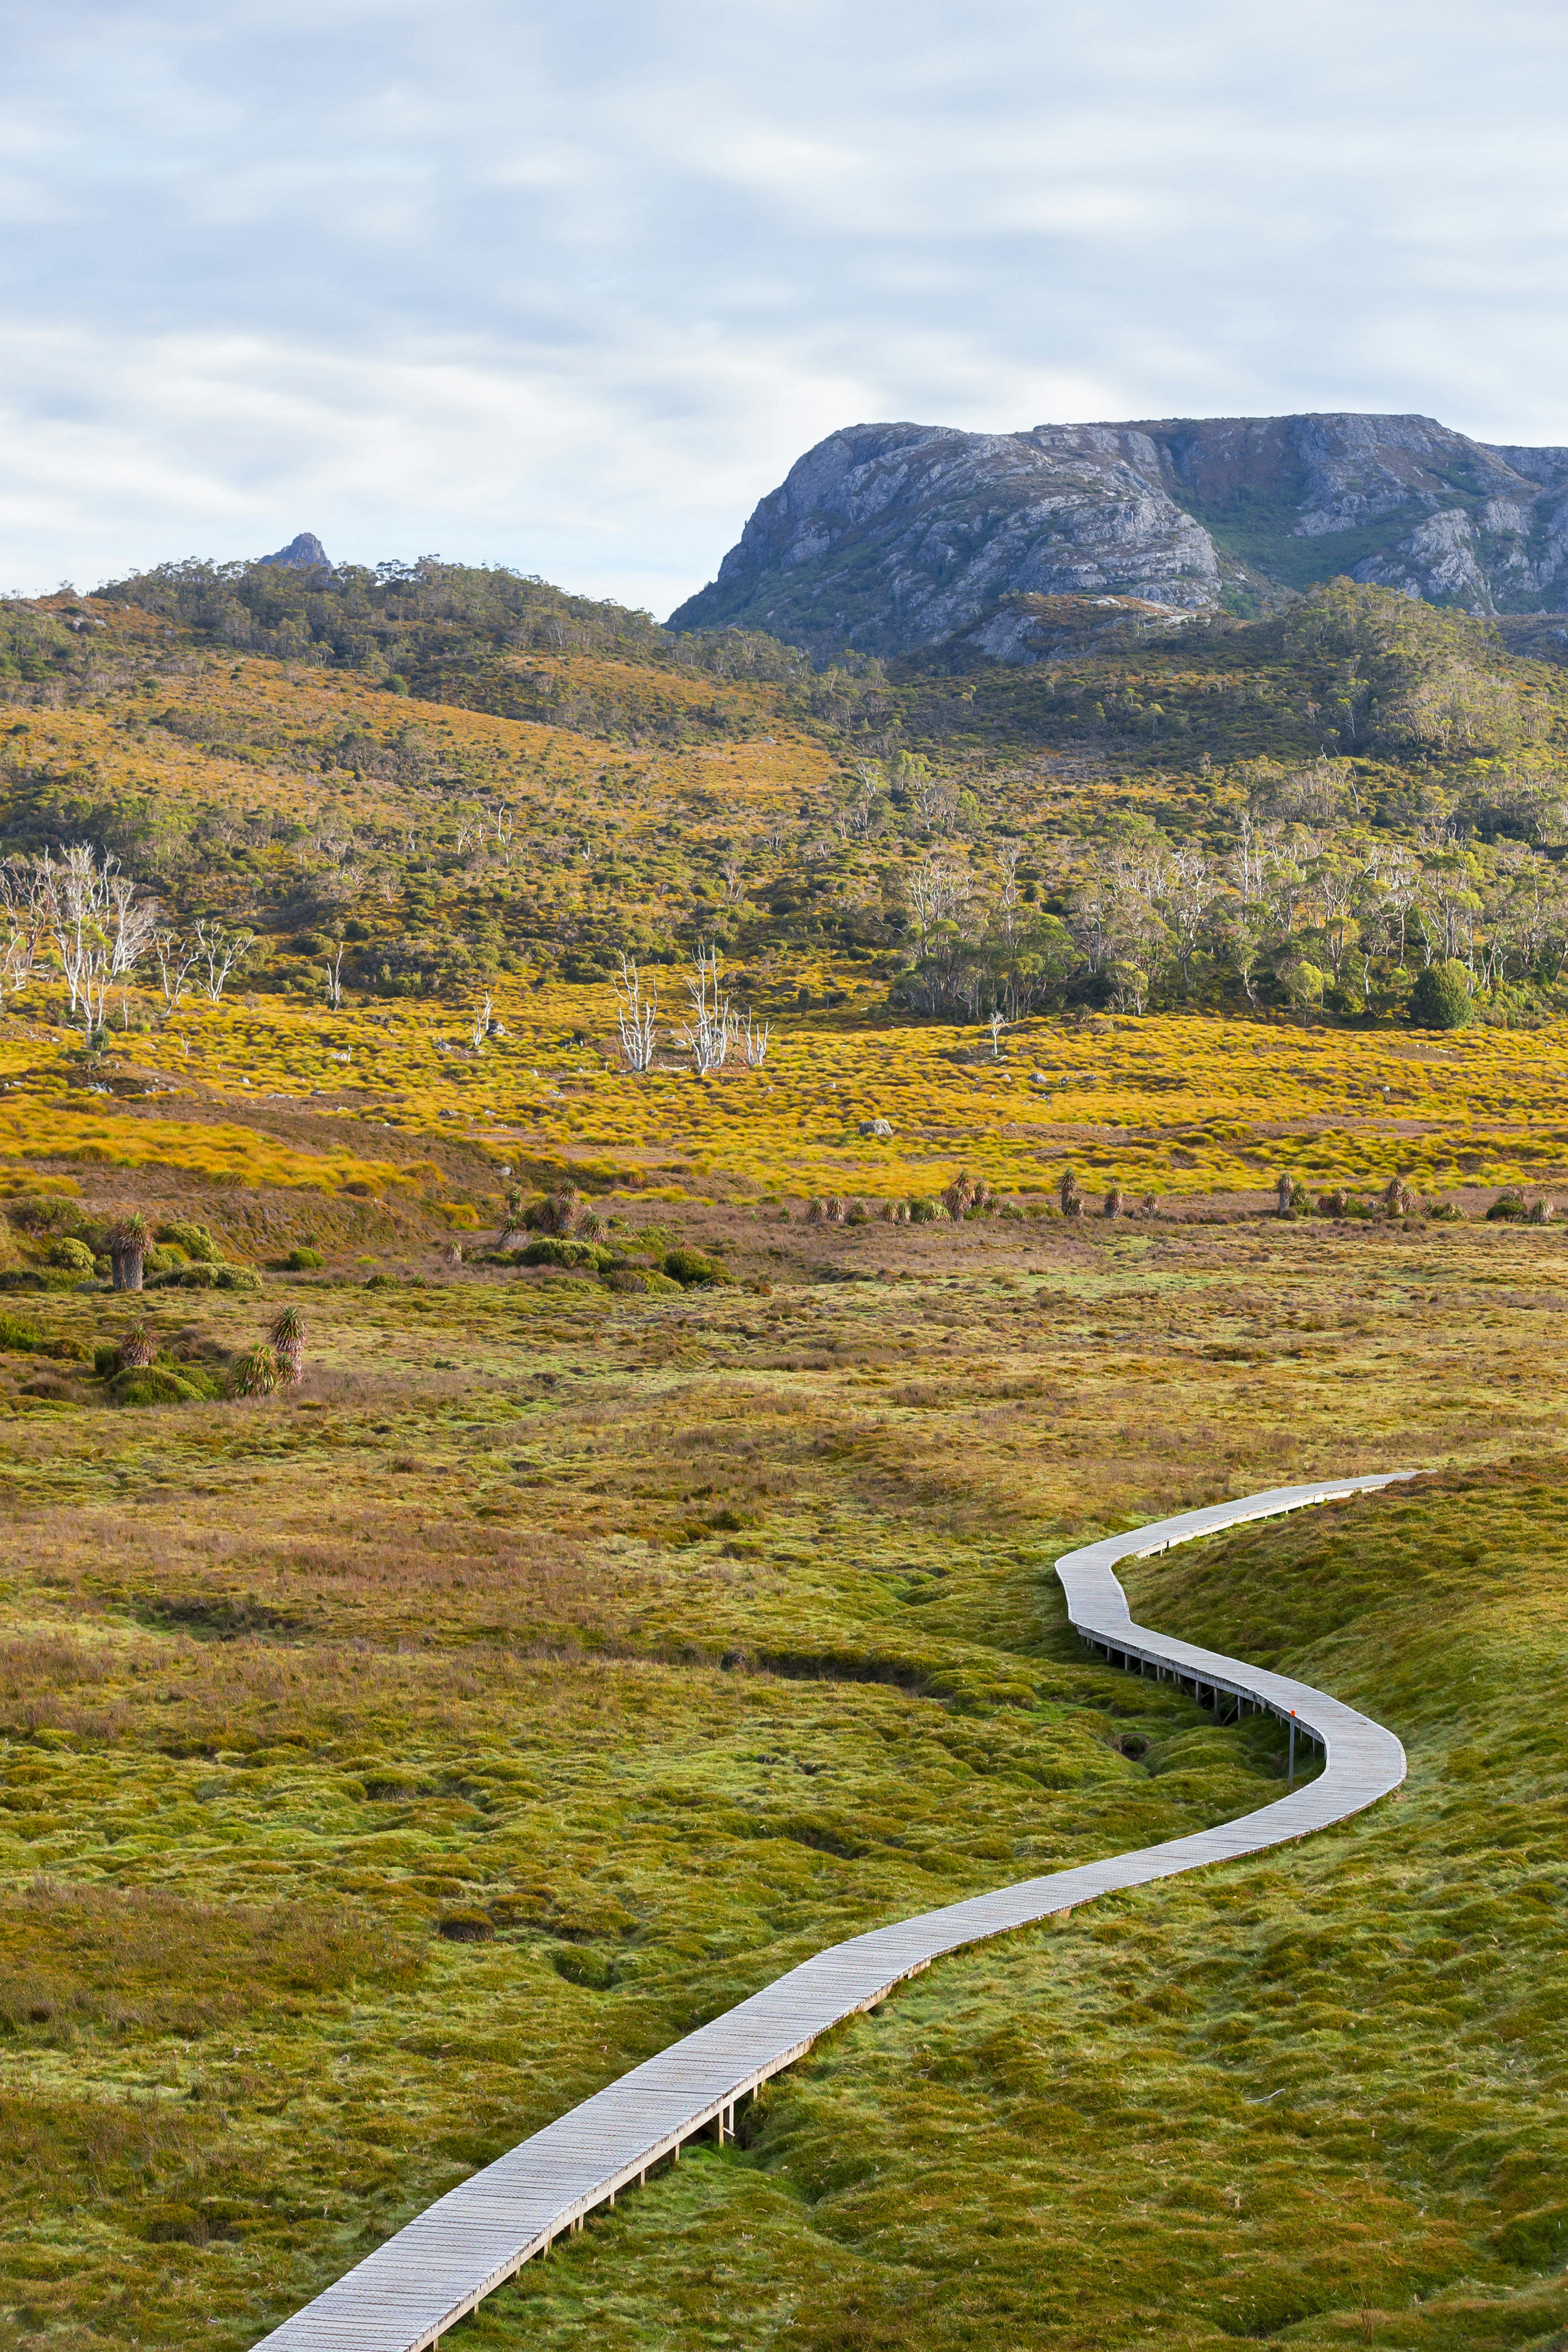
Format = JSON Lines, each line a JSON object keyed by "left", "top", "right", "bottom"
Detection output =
{"left": 257, "top": 532, "right": 330, "bottom": 571}
{"left": 670, "top": 414, "right": 1568, "bottom": 660}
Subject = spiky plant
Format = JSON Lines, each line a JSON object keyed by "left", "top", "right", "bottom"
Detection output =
{"left": 825, "top": 1196, "right": 849, "bottom": 1224}
{"left": 1139, "top": 1193, "right": 1161, "bottom": 1219}
{"left": 227, "top": 1343, "right": 282, "bottom": 1398}
{"left": 1059, "top": 1168, "right": 1083, "bottom": 1218}
{"left": 117, "top": 1322, "right": 156, "bottom": 1370}
{"left": 106, "top": 1211, "right": 148, "bottom": 1293}
{"left": 1104, "top": 1185, "right": 1125, "bottom": 1221}
{"left": 1276, "top": 1173, "right": 1297, "bottom": 1215}
{"left": 498, "top": 1186, "right": 526, "bottom": 1247}
{"left": 577, "top": 1209, "right": 609, "bottom": 1242}
{"left": 805, "top": 1198, "right": 826, "bottom": 1225}
{"left": 943, "top": 1173, "right": 976, "bottom": 1221}
{"left": 268, "top": 1304, "right": 305, "bottom": 1385}
{"left": 1531, "top": 1196, "right": 1555, "bottom": 1225}
{"left": 846, "top": 1198, "right": 870, "bottom": 1224}
{"left": 541, "top": 1185, "right": 582, "bottom": 1237}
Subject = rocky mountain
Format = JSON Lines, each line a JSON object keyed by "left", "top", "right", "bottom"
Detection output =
{"left": 257, "top": 531, "right": 330, "bottom": 571}
{"left": 669, "top": 413, "right": 1568, "bottom": 660}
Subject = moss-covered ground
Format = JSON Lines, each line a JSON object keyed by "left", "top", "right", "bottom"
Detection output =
{"left": 0, "top": 1192, "right": 1561, "bottom": 2348}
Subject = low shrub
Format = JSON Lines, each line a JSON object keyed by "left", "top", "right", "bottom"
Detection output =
{"left": 520, "top": 1237, "right": 607, "bottom": 1270}
{"left": 663, "top": 1248, "right": 728, "bottom": 1286}
{"left": 1486, "top": 1188, "right": 1528, "bottom": 1222}
{"left": 154, "top": 1220, "right": 220, "bottom": 1263}
{"left": 284, "top": 1246, "right": 324, "bottom": 1270}
{"left": 7, "top": 1196, "right": 83, "bottom": 1238}
{"left": 602, "top": 1267, "right": 683, "bottom": 1295}
{"left": 437, "top": 1912, "right": 494, "bottom": 1944}
{"left": 47, "top": 1238, "right": 95, "bottom": 1274}
{"left": 153, "top": 1262, "right": 261, "bottom": 1292}
{"left": 106, "top": 1367, "right": 200, "bottom": 1407}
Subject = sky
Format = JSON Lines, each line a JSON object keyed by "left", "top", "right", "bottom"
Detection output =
{"left": 4, "top": 0, "right": 1568, "bottom": 614}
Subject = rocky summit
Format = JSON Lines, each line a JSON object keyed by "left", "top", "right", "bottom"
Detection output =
{"left": 669, "top": 412, "right": 1568, "bottom": 659}
{"left": 257, "top": 531, "right": 330, "bottom": 571}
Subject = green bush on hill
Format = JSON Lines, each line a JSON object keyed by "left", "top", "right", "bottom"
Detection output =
{"left": 1410, "top": 958, "right": 1474, "bottom": 1029}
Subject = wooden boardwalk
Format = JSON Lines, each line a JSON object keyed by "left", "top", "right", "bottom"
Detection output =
{"left": 252, "top": 1473, "right": 1412, "bottom": 2352}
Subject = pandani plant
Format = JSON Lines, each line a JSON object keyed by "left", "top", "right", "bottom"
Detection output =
{"left": 106, "top": 1211, "right": 148, "bottom": 1292}
{"left": 227, "top": 1343, "right": 283, "bottom": 1398}
{"left": 268, "top": 1304, "right": 305, "bottom": 1386}
{"left": 116, "top": 1322, "right": 156, "bottom": 1370}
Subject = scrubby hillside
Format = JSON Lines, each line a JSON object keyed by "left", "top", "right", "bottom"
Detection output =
{"left": 11, "top": 562, "right": 1568, "bottom": 1036}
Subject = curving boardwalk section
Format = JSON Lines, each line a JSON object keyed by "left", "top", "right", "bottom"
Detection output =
{"left": 254, "top": 1473, "right": 1412, "bottom": 2352}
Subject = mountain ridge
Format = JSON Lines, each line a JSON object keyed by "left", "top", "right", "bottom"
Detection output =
{"left": 670, "top": 410, "right": 1568, "bottom": 660}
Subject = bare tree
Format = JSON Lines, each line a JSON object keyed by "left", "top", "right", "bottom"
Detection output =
{"left": 11, "top": 845, "right": 159, "bottom": 1035}
{"left": 673, "top": 947, "right": 733, "bottom": 1076}
{"left": 151, "top": 927, "right": 199, "bottom": 1009}
{"left": 192, "top": 920, "right": 255, "bottom": 1004}
{"left": 613, "top": 955, "right": 659, "bottom": 1072}
{"left": 470, "top": 991, "right": 494, "bottom": 1049}
{"left": 323, "top": 941, "right": 347, "bottom": 1010}
{"left": 741, "top": 1008, "right": 771, "bottom": 1067}
{"left": 0, "top": 865, "right": 47, "bottom": 999}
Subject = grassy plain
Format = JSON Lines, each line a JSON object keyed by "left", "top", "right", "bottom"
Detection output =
{"left": 0, "top": 1186, "right": 1562, "bottom": 2348}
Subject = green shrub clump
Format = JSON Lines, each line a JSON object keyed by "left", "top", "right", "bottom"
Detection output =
{"left": 154, "top": 1262, "right": 261, "bottom": 1292}
{"left": 520, "top": 1238, "right": 610, "bottom": 1270}
{"left": 662, "top": 1248, "right": 731, "bottom": 1286}
{"left": 602, "top": 1266, "right": 684, "bottom": 1295}
{"left": 155, "top": 1220, "right": 220, "bottom": 1263}
{"left": 1410, "top": 959, "right": 1474, "bottom": 1029}
{"left": 107, "top": 1367, "right": 203, "bottom": 1407}
{"left": 47, "top": 1237, "right": 96, "bottom": 1274}
{"left": 7, "top": 1196, "right": 83, "bottom": 1238}
{"left": 285, "top": 1246, "right": 324, "bottom": 1270}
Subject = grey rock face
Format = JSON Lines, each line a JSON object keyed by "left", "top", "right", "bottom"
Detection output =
{"left": 256, "top": 532, "right": 330, "bottom": 571}
{"left": 670, "top": 413, "right": 1568, "bottom": 658}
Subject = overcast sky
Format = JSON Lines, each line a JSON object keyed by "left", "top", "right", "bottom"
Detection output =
{"left": 4, "top": 0, "right": 1568, "bottom": 612}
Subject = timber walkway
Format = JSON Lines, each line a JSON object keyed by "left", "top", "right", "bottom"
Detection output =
{"left": 253, "top": 1472, "right": 1412, "bottom": 2352}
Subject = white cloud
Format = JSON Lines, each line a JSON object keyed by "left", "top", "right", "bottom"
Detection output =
{"left": 3, "top": 0, "right": 1568, "bottom": 606}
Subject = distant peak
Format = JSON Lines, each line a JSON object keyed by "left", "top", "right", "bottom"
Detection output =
{"left": 256, "top": 532, "right": 330, "bottom": 571}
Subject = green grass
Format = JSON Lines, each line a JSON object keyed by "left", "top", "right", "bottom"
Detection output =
{"left": 454, "top": 1465, "right": 1568, "bottom": 2352}
{"left": 0, "top": 1200, "right": 1563, "bottom": 2344}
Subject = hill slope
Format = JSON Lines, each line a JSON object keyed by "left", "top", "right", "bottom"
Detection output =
{"left": 670, "top": 412, "right": 1568, "bottom": 657}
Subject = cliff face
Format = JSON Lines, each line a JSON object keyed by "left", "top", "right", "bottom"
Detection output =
{"left": 669, "top": 413, "right": 1568, "bottom": 659}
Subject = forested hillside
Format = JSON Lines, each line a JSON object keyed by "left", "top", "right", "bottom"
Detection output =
{"left": 6, "top": 557, "right": 1568, "bottom": 1036}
